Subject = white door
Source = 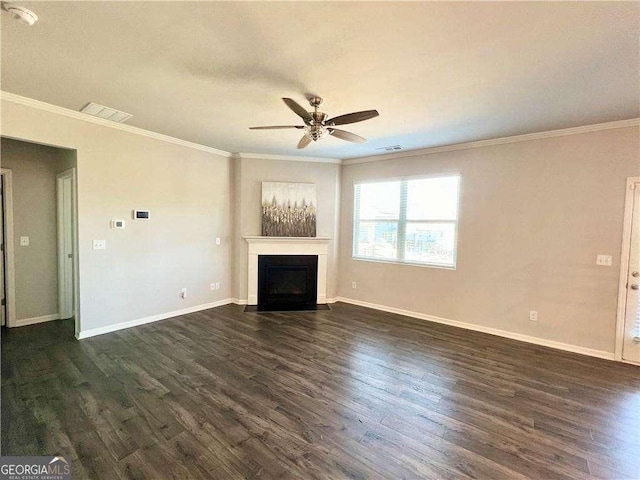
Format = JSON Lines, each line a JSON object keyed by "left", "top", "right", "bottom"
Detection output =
{"left": 1, "top": 175, "right": 5, "bottom": 326}
{"left": 622, "top": 182, "right": 640, "bottom": 364}
{"left": 57, "top": 170, "right": 74, "bottom": 320}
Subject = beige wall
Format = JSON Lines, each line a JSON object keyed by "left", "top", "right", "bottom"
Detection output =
{"left": 338, "top": 127, "right": 640, "bottom": 353}
{"left": 2, "top": 96, "right": 637, "bottom": 355}
{"left": 1, "top": 138, "right": 75, "bottom": 320}
{"left": 1, "top": 100, "right": 233, "bottom": 333}
{"left": 233, "top": 157, "right": 341, "bottom": 301}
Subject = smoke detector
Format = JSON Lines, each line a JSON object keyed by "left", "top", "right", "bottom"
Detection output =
{"left": 2, "top": 3, "right": 38, "bottom": 26}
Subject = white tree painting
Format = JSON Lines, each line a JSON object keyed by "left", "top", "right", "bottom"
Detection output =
{"left": 261, "top": 182, "right": 317, "bottom": 237}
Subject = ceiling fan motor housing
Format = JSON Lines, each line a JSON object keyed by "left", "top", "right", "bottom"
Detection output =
{"left": 306, "top": 106, "right": 329, "bottom": 141}
{"left": 311, "top": 111, "right": 327, "bottom": 124}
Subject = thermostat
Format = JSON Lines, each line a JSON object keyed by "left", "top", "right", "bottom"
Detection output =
{"left": 111, "top": 219, "right": 125, "bottom": 229}
{"left": 133, "top": 210, "right": 150, "bottom": 220}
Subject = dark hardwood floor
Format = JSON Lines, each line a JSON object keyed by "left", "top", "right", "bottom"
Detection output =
{"left": 2, "top": 302, "right": 640, "bottom": 479}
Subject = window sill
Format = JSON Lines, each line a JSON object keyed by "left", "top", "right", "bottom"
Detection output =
{"left": 352, "top": 256, "right": 457, "bottom": 270}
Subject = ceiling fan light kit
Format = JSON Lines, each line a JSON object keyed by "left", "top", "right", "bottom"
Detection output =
{"left": 250, "top": 96, "right": 379, "bottom": 149}
{"left": 304, "top": 124, "right": 330, "bottom": 141}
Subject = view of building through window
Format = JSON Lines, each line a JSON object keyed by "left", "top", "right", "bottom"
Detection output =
{"left": 353, "top": 175, "right": 460, "bottom": 267}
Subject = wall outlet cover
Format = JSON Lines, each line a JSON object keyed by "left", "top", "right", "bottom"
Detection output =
{"left": 19, "top": 236, "right": 29, "bottom": 246}
{"left": 595, "top": 254, "right": 612, "bottom": 266}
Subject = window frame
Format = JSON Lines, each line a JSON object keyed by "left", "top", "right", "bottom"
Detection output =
{"left": 352, "top": 173, "right": 461, "bottom": 269}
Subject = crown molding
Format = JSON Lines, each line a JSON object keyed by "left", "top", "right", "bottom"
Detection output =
{"left": 343, "top": 118, "right": 640, "bottom": 165}
{"left": 235, "top": 152, "right": 342, "bottom": 164}
{"left": 4, "top": 91, "right": 637, "bottom": 166}
{"left": 0, "top": 91, "right": 234, "bottom": 158}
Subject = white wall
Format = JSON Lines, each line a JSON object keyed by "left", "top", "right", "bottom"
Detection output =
{"left": 338, "top": 126, "right": 640, "bottom": 354}
{"left": 232, "top": 156, "right": 341, "bottom": 301}
{"left": 1, "top": 99, "right": 233, "bottom": 334}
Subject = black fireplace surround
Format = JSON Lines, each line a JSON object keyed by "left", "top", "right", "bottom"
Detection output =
{"left": 258, "top": 255, "right": 318, "bottom": 311}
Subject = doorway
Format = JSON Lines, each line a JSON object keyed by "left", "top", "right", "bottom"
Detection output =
{"left": 0, "top": 168, "right": 16, "bottom": 328}
{"left": 0, "top": 138, "right": 78, "bottom": 336}
{"left": 616, "top": 177, "right": 640, "bottom": 364}
{"left": 1, "top": 174, "right": 4, "bottom": 326}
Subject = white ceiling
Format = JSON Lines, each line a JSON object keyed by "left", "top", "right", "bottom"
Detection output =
{"left": 2, "top": 2, "right": 638, "bottom": 159}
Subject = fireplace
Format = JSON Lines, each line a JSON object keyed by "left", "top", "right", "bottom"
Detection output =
{"left": 244, "top": 236, "right": 330, "bottom": 306}
{"left": 258, "top": 255, "right": 318, "bottom": 310}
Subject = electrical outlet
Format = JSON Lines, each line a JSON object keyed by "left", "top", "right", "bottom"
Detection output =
{"left": 181, "top": 288, "right": 187, "bottom": 299}
{"left": 215, "top": 282, "right": 220, "bottom": 290}
{"left": 215, "top": 237, "right": 221, "bottom": 246}
{"left": 210, "top": 283, "right": 216, "bottom": 291}
{"left": 529, "top": 310, "right": 538, "bottom": 322}
{"left": 92, "top": 239, "right": 106, "bottom": 250}
{"left": 352, "top": 282, "right": 357, "bottom": 289}
{"left": 20, "top": 236, "right": 29, "bottom": 246}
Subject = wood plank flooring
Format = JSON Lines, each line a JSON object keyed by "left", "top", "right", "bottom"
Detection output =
{"left": 2, "top": 302, "right": 640, "bottom": 479}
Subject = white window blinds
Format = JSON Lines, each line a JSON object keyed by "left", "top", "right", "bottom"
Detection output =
{"left": 353, "top": 175, "right": 460, "bottom": 268}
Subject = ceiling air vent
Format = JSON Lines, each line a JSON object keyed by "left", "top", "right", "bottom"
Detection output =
{"left": 80, "top": 102, "right": 132, "bottom": 123}
{"left": 377, "top": 145, "right": 402, "bottom": 152}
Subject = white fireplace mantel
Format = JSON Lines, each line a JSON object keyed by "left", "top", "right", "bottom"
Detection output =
{"left": 244, "top": 236, "right": 331, "bottom": 306}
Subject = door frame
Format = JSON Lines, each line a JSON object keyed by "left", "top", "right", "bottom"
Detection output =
{"left": 615, "top": 176, "right": 640, "bottom": 362}
{"left": 0, "top": 168, "right": 16, "bottom": 328}
{"left": 57, "top": 168, "right": 76, "bottom": 321}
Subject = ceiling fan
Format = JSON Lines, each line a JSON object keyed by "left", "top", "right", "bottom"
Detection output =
{"left": 250, "top": 96, "right": 379, "bottom": 149}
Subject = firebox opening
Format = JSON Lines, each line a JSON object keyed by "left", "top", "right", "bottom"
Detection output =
{"left": 258, "top": 255, "right": 318, "bottom": 311}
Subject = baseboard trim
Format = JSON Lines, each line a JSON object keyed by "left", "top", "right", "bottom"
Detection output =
{"left": 232, "top": 297, "right": 338, "bottom": 305}
{"left": 622, "top": 359, "right": 640, "bottom": 367}
{"left": 76, "top": 299, "right": 235, "bottom": 339}
{"left": 336, "top": 297, "right": 615, "bottom": 361}
{"left": 75, "top": 296, "right": 614, "bottom": 360}
{"left": 13, "top": 313, "right": 60, "bottom": 327}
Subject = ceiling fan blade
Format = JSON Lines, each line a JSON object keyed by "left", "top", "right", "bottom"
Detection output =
{"left": 329, "top": 128, "right": 366, "bottom": 144}
{"left": 282, "top": 98, "right": 313, "bottom": 123}
{"left": 326, "top": 110, "right": 379, "bottom": 126}
{"left": 297, "top": 135, "right": 312, "bottom": 149}
{"left": 249, "top": 125, "right": 304, "bottom": 130}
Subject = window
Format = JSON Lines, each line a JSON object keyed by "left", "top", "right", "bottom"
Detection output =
{"left": 353, "top": 175, "right": 460, "bottom": 268}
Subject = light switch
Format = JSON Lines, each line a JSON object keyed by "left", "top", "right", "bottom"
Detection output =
{"left": 20, "top": 236, "right": 29, "bottom": 246}
{"left": 596, "top": 254, "right": 612, "bottom": 266}
{"left": 93, "top": 240, "right": 106, "bottom": 250}
{"left": 215, "top": 237, "right": 221, "bottom": 246}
